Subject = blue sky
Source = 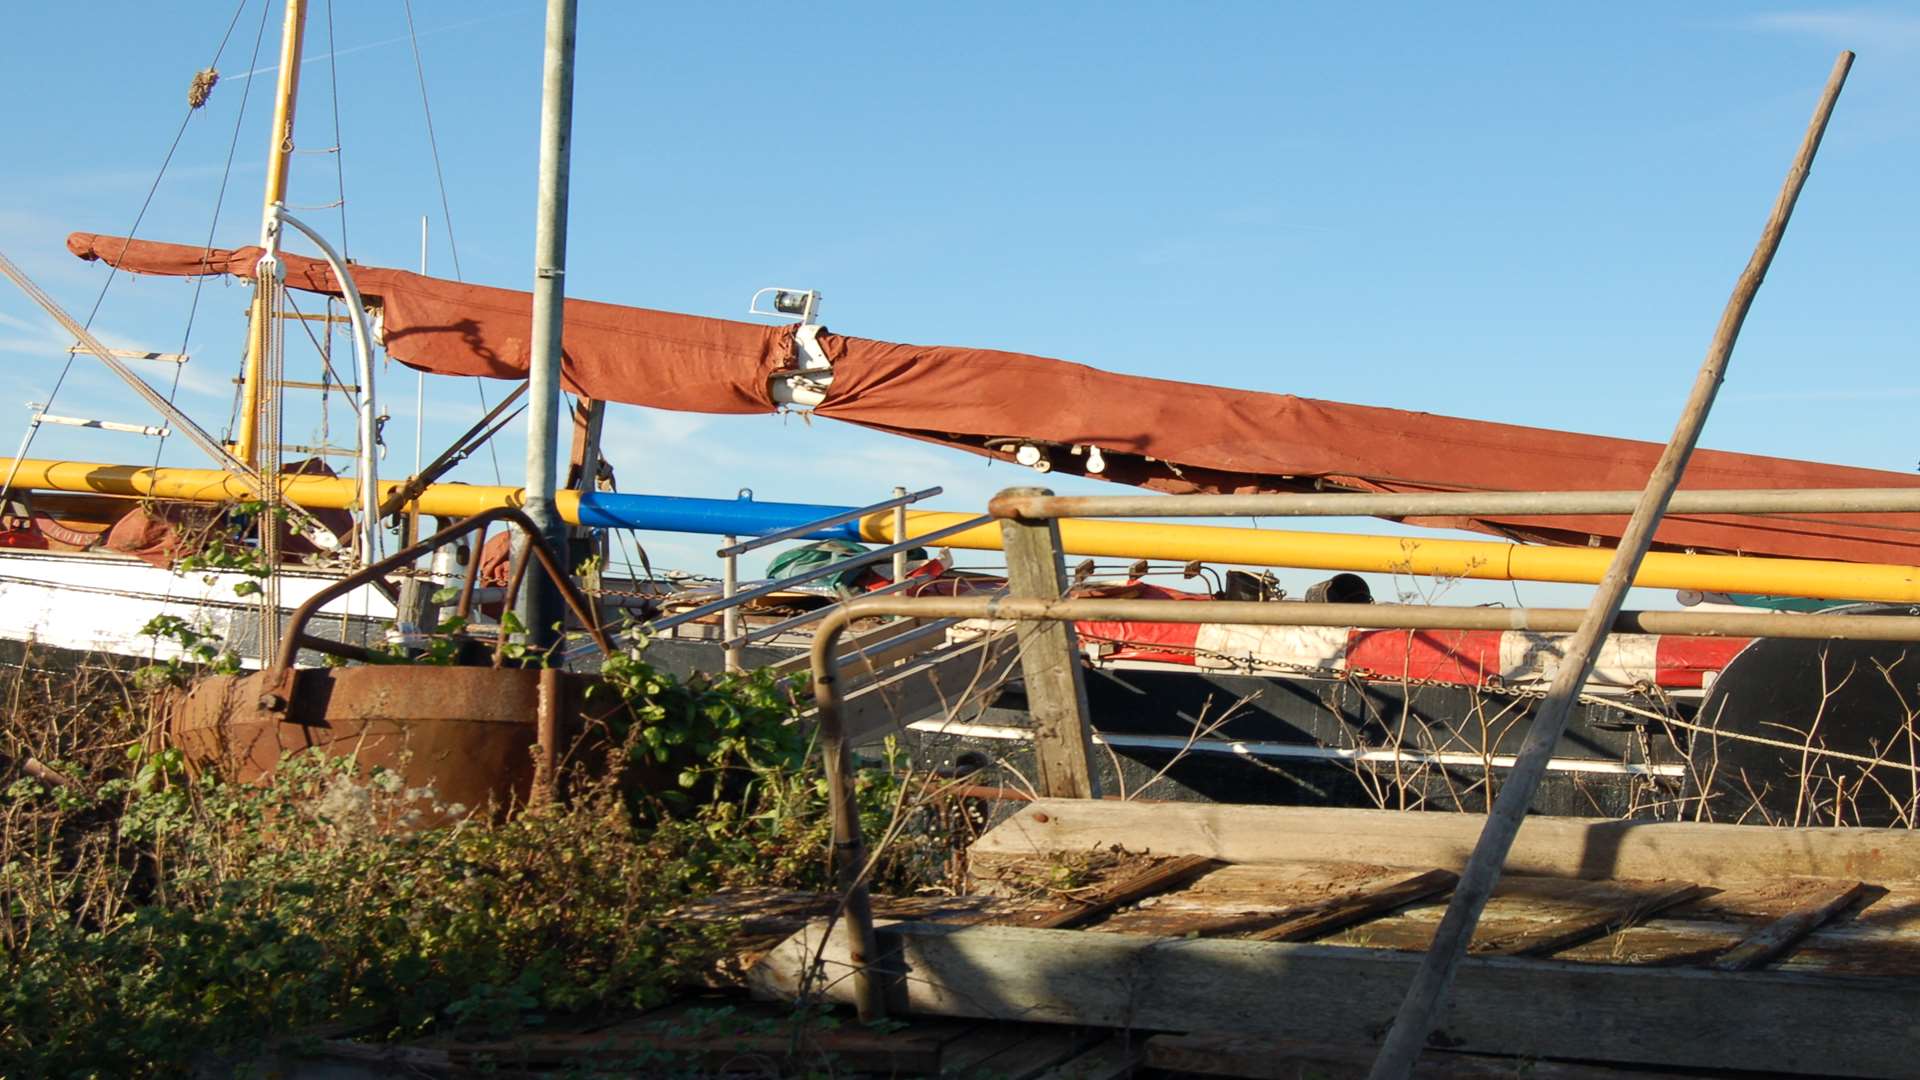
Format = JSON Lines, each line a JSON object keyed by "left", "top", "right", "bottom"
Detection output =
{"left": 1, "top": 3, "right": 1914, "bottom": 600}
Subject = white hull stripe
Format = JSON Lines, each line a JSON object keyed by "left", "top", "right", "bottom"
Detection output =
{"left": 1078, "top": 621, "right": 1750, "bottom": 690}
{"left": 906, "top": 718, "right": 1687, "bottom": 778}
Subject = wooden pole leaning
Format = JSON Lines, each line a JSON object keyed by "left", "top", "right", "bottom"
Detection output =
{"left": 998, "top": 487, "right": 1100, "bottom": 799}
{"left": 1366, "top": 50, "right": 1856, "bottom": 1080}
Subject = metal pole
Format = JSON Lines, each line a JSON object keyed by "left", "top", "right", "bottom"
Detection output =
{"left": 271, "top": 206, "right": 381, "bottom": 564}
{"left": 1367, "top": 51, "right": 1854, "bottom": 1080}
{"left": 891, "top": 485, "right": 910, "bottom": 622}
{"left": 806, "top": 594, "right": 1920, "bottom": 645}
{"left": 516, "top": 0, "right": 579, "bottom": 651}
{"left": 713, "top": 485, "right": 943, "bottom": 558}
{"left": 991, "top": 487, "right": 1920, "bottom": 522}
{"left": 641, "top": 515, "right": 994, "bottom": 636}
{"left": 809, "top": 612, "right": 886, "bottom": 1022}
{"left": 722, "top": 537, "right": 743, "bottom": 673}
{"left": 892, "top": 486, "right": 910, "bottom": 582}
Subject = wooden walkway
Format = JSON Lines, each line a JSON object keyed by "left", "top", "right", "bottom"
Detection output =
{"left": 269, "top": 800, "right": 1920, "bottom": 1077}
{"left": 747, "top": 800, "right": 1920, "bottom": 1078}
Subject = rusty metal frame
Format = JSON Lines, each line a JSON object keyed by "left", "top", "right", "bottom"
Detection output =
{"left": 259, "top": 507, "right": 613, "bottom": 709}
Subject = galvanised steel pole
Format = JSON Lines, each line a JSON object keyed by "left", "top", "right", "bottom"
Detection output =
{"left": 517, "top": 0, "right": 579, "bottom": 649}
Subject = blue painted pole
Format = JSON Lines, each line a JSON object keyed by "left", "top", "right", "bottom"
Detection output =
{"left": 573, "top": 491, "right": 867, "bottom": 543}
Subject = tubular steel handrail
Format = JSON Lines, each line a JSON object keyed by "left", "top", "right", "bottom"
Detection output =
{"left": 989, "top": 487, "right": 1920, "bottom": 523}
{"left": 714, "top": 485, "right": 943, "bottom": 558}
{"left": 804, "top": 554, "right": 1920, "bottom": 1022}
{"left": 721, "top": 574, "right": 936, "bottom": 650}
{"left": 258, "top": 507, "right": 613, "bottom": 707}
{"left": 766, "top": 472, "right": 1920, "bottom": 1023}
{"left": 640, "top": 514, "right": 992, "bottom": 639}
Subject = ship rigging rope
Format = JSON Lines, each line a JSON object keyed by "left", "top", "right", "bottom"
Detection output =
{"left": 169, "top": 0, "right": 275, "bottom": 470}
{"left": 401, "top": 0, "right": 461, "bottom": 282}
{"left": 401, "top": 0, "right": 503, "bottom": 485}
{"left": 0, "top": 0, "right": 261, "bottom": 508}
{"left": 323, "top": 0, "right": 351, "bottom": 260}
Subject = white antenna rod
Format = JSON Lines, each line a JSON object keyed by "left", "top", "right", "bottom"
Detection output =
{"left": 415, "top": 214, "right": 427, "bottom": 475}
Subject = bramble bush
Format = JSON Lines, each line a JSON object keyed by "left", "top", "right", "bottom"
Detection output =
{"left": 0, "top": 642, "right": 957, "bottom": 1077}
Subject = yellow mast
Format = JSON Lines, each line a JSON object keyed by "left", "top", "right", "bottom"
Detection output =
{"left": 231, "top": 0, "right": 309, "bottom": 467}
{"left": 3, "top": 457, "right": 1918, "bottom": 605}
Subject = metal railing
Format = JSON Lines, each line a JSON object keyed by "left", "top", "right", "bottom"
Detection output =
{"left": 628, "top": 484, "right": 986, "bottom": 671}
{"left": 988, "top": 486, "right": 1920, "bottom": 520}
{"left": 804, "top": 480, "right": 1920, "bottom": 1022}
{"left": 714, "top": 486, "right": 942, "bottom": 557}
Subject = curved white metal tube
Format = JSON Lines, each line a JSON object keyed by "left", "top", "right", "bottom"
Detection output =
{"left": 269, "top": 204, "right": 382, "bottom": 564}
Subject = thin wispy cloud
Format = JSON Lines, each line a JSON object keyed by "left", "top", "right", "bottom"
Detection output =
{"left": 0, "top": 311, "right": 48, "bottom": 335}
{"left": 1744, "top": 9, "right": 1920, "bottom": 51}
{"left": 1727, "top": 386, "right": 1920, "bottom": 402}
{"left": 235, "top": 10, "right": 519, "bottom": 79}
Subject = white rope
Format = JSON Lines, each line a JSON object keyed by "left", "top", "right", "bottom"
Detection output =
{"left": 1658, "top": 711, "right": 1920, "bottom": 775}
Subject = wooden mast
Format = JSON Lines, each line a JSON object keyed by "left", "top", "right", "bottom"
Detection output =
{"left": 231, "top": 0, "right": 309, "bottom": 468}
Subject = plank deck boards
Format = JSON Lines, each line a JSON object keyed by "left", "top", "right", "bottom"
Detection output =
{"left": 750, "top": 917, "right": 1920, "bottom": 1077}
{"left": 972, "top": 799, "right": 1920, "bottom": 882}
{"left": 1317, "top": 876, "right": 1711, "bottom": 957}
{"left": 1711, "top": 880, "right": 1869, "bottom": 970}
{"left": 1009, "top": 853, "right": 1222, "bottom": 930}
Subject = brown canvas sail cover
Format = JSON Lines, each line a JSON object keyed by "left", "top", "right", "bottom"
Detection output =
{"left": 69, "top": 232, "right": 1920, "bottom": 565}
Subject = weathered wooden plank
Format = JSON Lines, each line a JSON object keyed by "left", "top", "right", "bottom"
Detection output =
{"left": 1711, "top": 880, "right": 1869, "bottom": 971}
{"left": 1332, "top": 878, "right": 1713, "bottom": 958}
{"left": 1143, "top": 1033, "right": 1699, "bottom": 1079}
{"left": 1249, "top": 869, "right": 1459, "bottom": 942}
{"left": 973, "top": 799, "right": 1920, "bottom": 883}
{"left": 1155, "top": 868, "right": 1456, "bottom": 941}
{"left": 1013, "top": 854, "right": 1222, "bottom": 930}
{"left": 1551, "top": 876, "right": 1861, "bottom": 968}
{"left": 1000, "top": 487, "right": 1099, "bottom": 798}
{"left": 1062, "top": 860, "right": 1430, "bottom": 937}
{"left": 750, "top": 919, "right": 1920, "bottom": 1077}
{"left": 1474, "top": 882, "right": 1707, "bottom": 957}
{"left": 1768, "top": 881, "right": 1920, "bottom": 976}
{"left": 677, "top": 887, "right": 1040, "bottom": 936}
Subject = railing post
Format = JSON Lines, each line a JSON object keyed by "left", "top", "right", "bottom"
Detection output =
{"left": 891, "top": 485, "right": 909, "bottom": 621}
{"left": 997, "top": 486, "right": 1098, "bottom": 799}
{"left": 722, "top": 536, "right": 743, "bottom": 673}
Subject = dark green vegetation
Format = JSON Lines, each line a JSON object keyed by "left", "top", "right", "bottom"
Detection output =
{"left": 0, "top": 644, "right": 959, "bottom": 1077}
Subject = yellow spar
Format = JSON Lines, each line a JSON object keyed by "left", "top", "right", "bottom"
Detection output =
{"left": 854, "top": 511, "right": 1920, "bottom": 604}
{"left": 5, "top": 457, "right": 1918, "bottom": 604}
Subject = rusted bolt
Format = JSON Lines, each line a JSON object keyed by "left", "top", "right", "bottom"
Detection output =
{"left": 257, "top": 692, "right": 288, "bottom": 711}
{"left": 1032, "top": 811, "right": 1050, "bottom": 823}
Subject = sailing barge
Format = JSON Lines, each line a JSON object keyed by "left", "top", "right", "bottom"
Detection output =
{"left": 3, "top": 2, "right": 1918, "bottom": 825}
{"left": 12, "top": 224, "right": 1917, "bottom": 823}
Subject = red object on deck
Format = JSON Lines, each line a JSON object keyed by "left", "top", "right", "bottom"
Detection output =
{"left": 1073, "top": 610, "right": 1748, "bottom": 691}
{"left": 69, "top": 232, "right": 1920, "bottom": 564}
